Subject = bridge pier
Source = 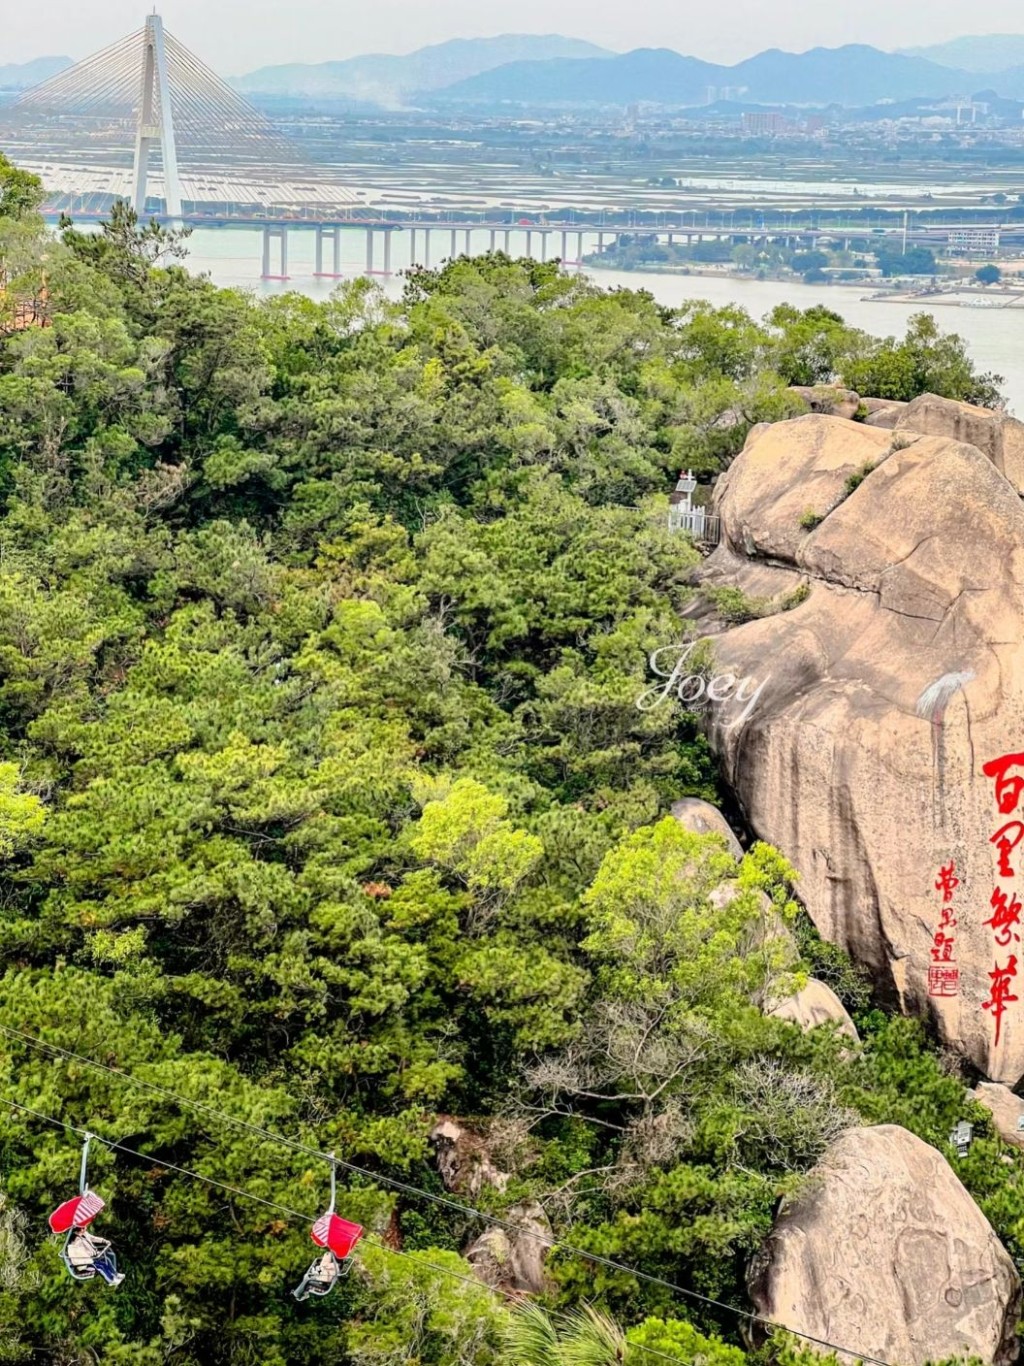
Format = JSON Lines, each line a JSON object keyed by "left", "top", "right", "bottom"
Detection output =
{"left": 424, "top": 229, "right": 431, "bottom": 268}
{"left": 577, "top": 231, "right": 584, "bottom": 265}
{"left": 261, "top": 225, "right": 289, "bottom": 281}
{"left": 597, "top": 231, "right": 604, "bottom": 254}
{"left": 464, "top": 228, "right": 471, "bottom": 253}
{"left": 314, "top": 225, "right": 344, "bottom": 279}
{"left": 526, "top": 230, "right": 533, "bottom": 258}
{"left": 504, "top": 230, "right": 511, "bottom": 253}
{"left": 363, "top": 228, "right": 394, "bottom": 277}
{"left": 489, "top": 229, "right": 496, "bottom": 252}
{"left": 450, "top": 228, "right": 457, "bottom": 259}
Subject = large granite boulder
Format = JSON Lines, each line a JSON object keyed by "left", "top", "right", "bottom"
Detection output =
{"left": 893, "top": 392, "right": 1024, "bottom": 494}
{"left": 748, "top": 1125, "right": 1021, "bottom": 1366}
{"left": 861, "top": 397, "right": 907, "bottom": 417}
{"left": 769, "top": 978, "right": 860, "bottom": 1043}
{"left": 972, "top": 1082, "right": 1024, "bottom": 1150}
{"left": 863, "top": 400, "right": 908, "bottom": 430}
{"left": 671, "top": 797, "right": 744, "bottom": 859}
{"left": 699, "top": 412, "right": 1024, "bottom": 1082}
{"left": 464, "top": 1201, "right": 552, "bottom": 1295}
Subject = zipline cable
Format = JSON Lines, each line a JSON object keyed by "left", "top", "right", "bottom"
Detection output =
{"left": 0, "top": 1024, "right": 894, "bottom": 1366}
{"left": 3, "top": 1098, "right": 715, "bottom": 1366}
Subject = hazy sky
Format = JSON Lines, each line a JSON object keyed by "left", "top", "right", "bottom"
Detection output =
{"left": 5, "top": 0, "right": 1024, "bottom": 73}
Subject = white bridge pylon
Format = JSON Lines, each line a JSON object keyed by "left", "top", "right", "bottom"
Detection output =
{"left": 133, "top": 14, "right": 180, "bottom": 218}
{"left": 0, "top": 14, "right": 360, "bottom": 217}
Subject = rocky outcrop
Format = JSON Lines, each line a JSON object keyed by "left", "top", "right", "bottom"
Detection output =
{"left": 748, "top": 1125, "right": 1021, "bottom": 1366}
{"left": 430, "top": 1118, "right": 508, "bottom": 1197}
{"left": 431, "top": 1121, "right": 552, "bottom": 1293}
{"left": 863, "top": 399, "right": 908, "bottom": 430}
{"left": 671, "top": 797, "right": 743, "bottom": 859}
{"left": 893, "top": 392, "right": 1024, "bottom": 495}
{"left": 699, "top": 410, "right": 1024, "bottom": 1083}
{"left": 787, "top": 385, "right": 861, "bottom": 421}
{"left": 768, "top": 978, "right": 860, "bottom": 1043}
{"left": 972, "top": 1082, "right": 1024, "bottom": 1150}
{"left": 464, "top": 1201, "right": 552, "bottom": 1295}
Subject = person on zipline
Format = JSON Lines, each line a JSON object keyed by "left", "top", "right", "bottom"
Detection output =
{"left": 292, "top": 1248, "right": 341, "bottom": 1301}
{"left": 64, "top": 1227, "right": 125, "bottom": 1287}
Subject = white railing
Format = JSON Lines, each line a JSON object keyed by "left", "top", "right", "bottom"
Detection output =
{"left": 669, "top": 508, "right": 722, "bottom": 545}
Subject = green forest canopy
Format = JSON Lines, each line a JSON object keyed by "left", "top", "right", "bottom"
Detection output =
{"left": 0, "top": 160, "right": 1019, "bottom": 1363}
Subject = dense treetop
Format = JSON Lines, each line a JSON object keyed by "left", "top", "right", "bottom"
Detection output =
{"left": 0, "top": 165, "right": 1017, "bottom": 1363}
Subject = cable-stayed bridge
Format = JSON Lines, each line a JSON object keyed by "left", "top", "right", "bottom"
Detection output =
{"left": 0, "top": 14, "right": 365, "bottom": 218}
{"left": 4, "top": 17, "right": 1022, "bottom": 284}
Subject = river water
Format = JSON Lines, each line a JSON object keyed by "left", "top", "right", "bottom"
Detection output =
{"left": 182, "top": 227, "right": 1024, "bottom": 414}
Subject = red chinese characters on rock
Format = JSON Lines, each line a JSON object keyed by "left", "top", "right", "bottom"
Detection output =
{"left": 983, "top": 752, "right": 1024, "bottom": 1045}
{"left": 991, "top": 822, "right": 1024, "bottom": 879}
{"left": 936, "top": 862, "right": 960, "bottom": 902}
{"left": 984, "top": 958, "right": 1020, "bottom": 1045}
{"left": 983, "top": 753, "right": 1024, "bottom": 816}
{"left": 928, "top": 860, "right": 961, "bottom": 999}
{"left": 985, "top": 888, "right": 1022, "bottom": 948}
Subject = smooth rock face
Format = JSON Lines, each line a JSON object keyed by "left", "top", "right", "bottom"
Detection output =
{"left": 671, "top": 797, "right": 744, "bottom": 859}
{"left": 863, "top": 401, "right": 908, "bottom": 430}
{"left": 700, "top": 412, "right": 1024, "bottom": 1082}
{"left": 748, "top": 1126, "right": 1022, "bottom": 1366}
{"left": 769, "top": 978, "right": 860, "bottom": 1042}
{"left": 712, "top": 414, "right": 895, "bottom": 564}
{"left": 894, "top": 392, "right": 1024, "bottom": 494}
{"left": 972, "top": 1082, "right": 1024, "bottom": 1150}
{"left": 861, "top": 397, "right": 908, "bottom": 417}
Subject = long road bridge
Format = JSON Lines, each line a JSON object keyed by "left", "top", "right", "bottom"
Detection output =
{"left": 40, "top": 208, "right": 1024, "bottom": 281}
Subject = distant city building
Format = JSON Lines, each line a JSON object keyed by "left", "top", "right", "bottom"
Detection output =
{"left": 947, "top": 228, "right": 1001, "bottom": 255}
{"left": 742, "top": 111, "right": 790, "bottom": 137}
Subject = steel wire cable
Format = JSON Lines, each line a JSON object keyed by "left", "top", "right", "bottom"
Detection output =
{"left": 0, "top": 1022, "right": 893, "bottom": 1365}
{"left": 5, "top": 1097, "right": 718, "bottom": 1366}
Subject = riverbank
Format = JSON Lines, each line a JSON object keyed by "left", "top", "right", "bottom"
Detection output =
{"left": 587, "top": 258, "right": 1024, "bottom": 310}
{"left": 585, "top": 259, "right": 872, "bottom": 288}
{"left": 862, "top": 286, "right": 1024, "bottom": 309}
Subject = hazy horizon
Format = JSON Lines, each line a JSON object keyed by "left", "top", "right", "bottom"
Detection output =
{"left": 4, "top": 2, "right": 1024, "bottom": 75}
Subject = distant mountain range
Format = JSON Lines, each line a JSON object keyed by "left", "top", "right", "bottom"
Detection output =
{"left": 0, "top": 56, "right": 71, "bottom": 90}
{"left": 8, "top": 31, "right": 1024, "bottom": 112}
{"left": 435, "top": 43, "right": 1024, "bottom": 107}
{"left": 233, "top": 35, "right": 609, "bottom": 102}
{"left": 901, "top": 35, "right": 1024, "bottom": 72}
